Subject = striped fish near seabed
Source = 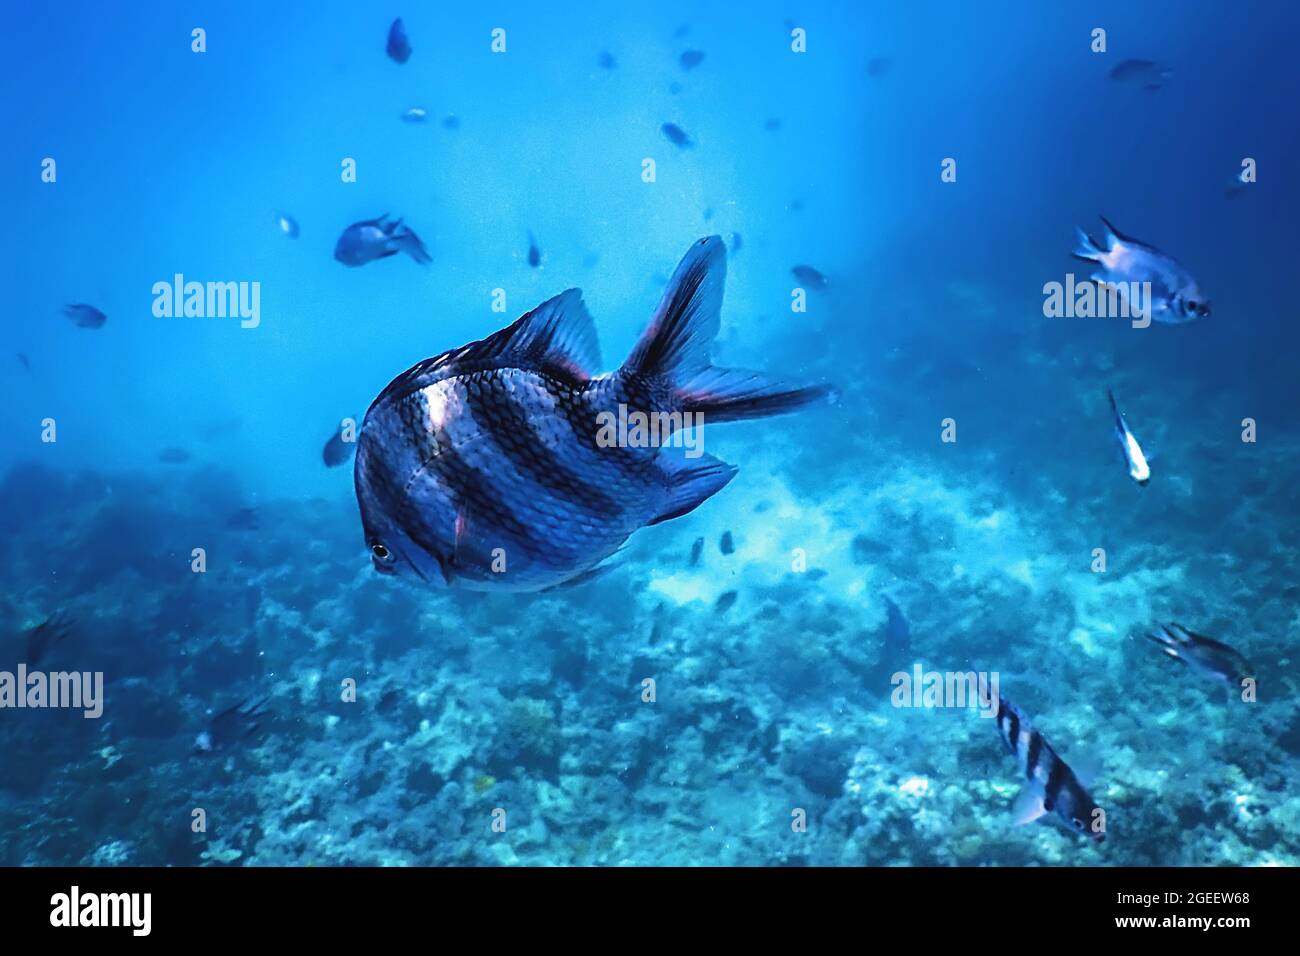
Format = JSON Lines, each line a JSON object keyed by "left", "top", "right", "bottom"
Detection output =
{"left": 354, "top": 236, "right": 833, "bottom": 592}
{"left": 994, "top": 695, "right": 1105, "bottom": 843}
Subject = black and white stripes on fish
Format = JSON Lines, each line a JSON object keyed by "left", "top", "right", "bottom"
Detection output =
{"left": 354, "top": 236, "right": 833, "bottom": 591}
{"left": 461, "top": 371, "right": 626, "bottom": 521}
{"left": 994, "top": 695, "right": 1105, "bottom": 843}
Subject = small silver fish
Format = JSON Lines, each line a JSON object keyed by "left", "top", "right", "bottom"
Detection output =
{"left": 1073, "top": 216, "right": 1209, "bottom": 322}
{"left": 402, "top": 107, "right": 428, "bottom": 123}
{"left": 995, "top": 695, "right": 1105, "bottom": 843}
{"left": 1108, "top": 58, "right": 1171, "bottom": 90}
{"left": 63, "top": 304, "right": 106, "bottom": 329}
{"left": 1107, "top": 388, "right": 1150, "bottom": 486}
{"left": 277, "top": 213, "right": 299, "bottom": 238}
{"left": 335, "top": 215, "right": 431, "bottom": 267}
{"left": 661, "top": 122, "right": 693, "bottom": 148}
{"left": 1147, "top": 623, "right": 1253, "bottom": 690}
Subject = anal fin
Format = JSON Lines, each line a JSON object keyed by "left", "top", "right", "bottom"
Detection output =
{"left": 648, "top": 453, "right": 738, "bottom": 526}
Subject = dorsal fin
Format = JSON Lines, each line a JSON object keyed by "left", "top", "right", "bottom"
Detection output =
{"left": 370, "top": 289, "right": 601, "bottom": 407}
{"left": 455, "top": 288, "right": 602, "bottom": 380}
{"left": 1099, "top": 215, "right": 1139, "bottom": 247}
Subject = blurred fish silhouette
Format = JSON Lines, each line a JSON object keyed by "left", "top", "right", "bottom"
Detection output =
{"left": 22, "top": 611, "right": 75, "bottom": 667}
{"left": 689, "top": 536, "right": 704, "bottom": 567}
{"left": 194, "top": 697, "right": 272, "bottom": 755}
{"left": 729, "top": 232, "right": 742, "bottom": 253}
{"left": 386, "top": 18, "right": 411, "bottom": 64}
{"left": 323, "top": 421, "right": 358, "bottom": 468}
{"left": 792, "top": 265, "right": 828, "bottom": 290}
{"left": 880, "top": 596, "right": 912, "bottom": 666}
{"left": 335, "top": 215, "right": 431, "bottom": 267}
{"left": 527, "top": 231, "right": 542, "bottom": 268}
{"left": 1108, "top": 58, "right": 1170, "bottom": 90}
{"left": 64, "top": 304, "right": 106, "bottom": 329}
{"left": 277, "top": 213, "right": 299, "bottom": 238}
{"left": 597, "top": 51, "right": 617, "bottom": 70}
{"left": 16, "top": 352, "right": 30, "bottom": 371}
{"left": 715, "top": 591, "right": 738, "bottom": 613}
{"left": 764, "top": 118, "right": 781, "bottom": 131}
{"left": 866, "top": 57, "right": 891, "bottom": 78}
{"left": 719, "top": 530, "right": 735, "bottom": 555}
{"left": 441, "top": 114, "right": 460, "bottom": 130}
{"left": 661, "top": 122, "right": 693, "bottom": 149}
{"left": 680, "top": 50, "right": 705, "bottom": 70}
{"left": 401, "top": 107, "right": 428, "bottom": 123}
{"left": 158, "top": 447, "right": 192, "bottom": 464}
{"left": 354, "top": 236, "right": 833, "bottom": 591}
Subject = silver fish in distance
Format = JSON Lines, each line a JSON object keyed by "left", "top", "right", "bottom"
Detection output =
{"left": 354, "top": 236, "right": 832, "bottom": 592}
{"left": 1107, "top": 388, "right": 1150, "bottom": 486}
{"left": 334, "top": 215, "right": 431, "bottom": 267}
{"left": 995, "top": 695, "right": 1105, "bottom": 843}
{"left": 277, "top": 213, "right": 299, "bottom": 238}
{"left": 1073, "top": 216, "right": 1209, "bottom": 322}
{"left": 1147, "top": 623, "right": 1253, "bottom": 691}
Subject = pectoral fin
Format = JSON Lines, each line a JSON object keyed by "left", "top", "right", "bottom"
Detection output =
{"left": 1012, "top": 787, "right": 1048, "bottom": 826}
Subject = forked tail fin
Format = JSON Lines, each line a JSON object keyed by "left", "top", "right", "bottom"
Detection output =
{"left": 622, "top": 236, "right": 833, "bottom": 422}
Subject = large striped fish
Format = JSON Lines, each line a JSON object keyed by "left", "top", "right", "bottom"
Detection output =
{"left": 994, "top": 695, "right": 1105, "bottom": 843}
{"left": 354, "top": 236, "right": 831, "bottom": 591}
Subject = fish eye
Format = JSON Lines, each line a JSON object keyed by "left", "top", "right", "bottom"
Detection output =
{"left": 371, "top": 542, "right": 391, "bottom": 560}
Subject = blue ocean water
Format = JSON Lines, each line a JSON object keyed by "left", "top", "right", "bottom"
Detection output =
{"left": 1, "top": 1, "right": 1298, "bottom": 865}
